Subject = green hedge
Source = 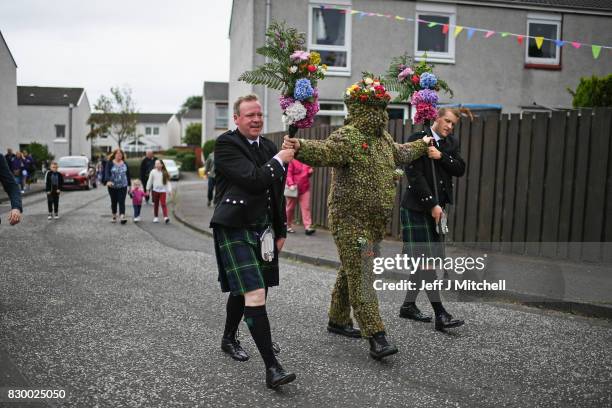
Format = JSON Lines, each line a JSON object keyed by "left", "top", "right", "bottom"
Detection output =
{"left": 126, "top": 158, "right": 141, "bottom": 182}
{"left": 203, "top": 139, "right": 216, "bottom": 160}
{"left": 165, "top": 148, "right": 178, "bottom": 156}
{"left": 569, "top": 74, "right": 612, "bottom": 108}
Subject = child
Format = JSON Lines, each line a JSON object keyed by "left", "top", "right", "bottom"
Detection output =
{"left": 129, "top": 179, "right": 146, "bottom": 222}
{"left": 45, "top": 161, "right": 64, "bottom": 220}
{"left": 146, "top": 159, "right": 173, "bottom": 224}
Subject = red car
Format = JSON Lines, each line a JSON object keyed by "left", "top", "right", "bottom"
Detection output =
{"left": 57, "top": 156, "right": 97, "bottom": 190}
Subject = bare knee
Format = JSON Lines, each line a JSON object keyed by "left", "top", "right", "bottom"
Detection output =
{"left": 244, "top": 288, "right": 266, "bottom": 306}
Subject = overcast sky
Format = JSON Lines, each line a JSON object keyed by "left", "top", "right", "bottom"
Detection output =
{"left": 0, "top": 0, "right": 232, "bottom": 113}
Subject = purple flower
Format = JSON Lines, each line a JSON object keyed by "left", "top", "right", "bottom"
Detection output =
{"left": 290, "top": 50, "right": 310, "bottom": 61}
{"left": 398, "top": 67, "right": 414, "bottom": 81}
{"left": 411, "top": 89, "right": 438, "bottom": 105}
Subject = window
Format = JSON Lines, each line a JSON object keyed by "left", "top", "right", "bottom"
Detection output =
{"left": 526, "top": 13, "right": 561, "bottom": 66}
{"left": 215, "top": 104, "right": 229, "bottom": 129}
{"left": 415, "top": 3, "right": 456, "bottom": 63}
{"left": 314, "top": 101, "right": 346, "bottom": 126}
{"left": 387, "top": 105, "right": 408, "bottom": 121}
{"left": 145, "top": 127, "right": 152, "bottom": 135}
{"left": 153, "top": 127, "right": 159, "bottom": 135}
{"left": 55, "top": 124, "right": 65, "bottom": 138}
{"left": 309, "top": 2, "right": 351, "bottom": 75}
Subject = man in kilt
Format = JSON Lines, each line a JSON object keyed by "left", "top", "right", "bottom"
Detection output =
{"left": 399, "top": 108, "right": 466, "bottom": 331}
{"left": 210, "top": 94, "right": 296, "bottom": 388}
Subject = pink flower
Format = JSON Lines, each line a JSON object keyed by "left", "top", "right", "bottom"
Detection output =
{"left": 413, "top": 102, "right": 438, "bottom": 124}
{"left": 290, "top": 50, "right": 310, "bottom": 61}
{"left": 398, "top": 67, "right": 414, "bottom": 81}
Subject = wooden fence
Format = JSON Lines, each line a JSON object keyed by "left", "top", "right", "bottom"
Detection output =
{"left": 265, "top": 108, "right": 612, "bottom": 263}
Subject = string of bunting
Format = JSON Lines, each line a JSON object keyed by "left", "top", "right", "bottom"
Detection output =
{"left": 320, "top": 4, "right": 610, "bottom": 60}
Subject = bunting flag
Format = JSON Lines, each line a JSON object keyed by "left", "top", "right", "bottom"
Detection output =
{"left": 592, "top": 45, "right": 602, "bottom": 59}
{"left": 318, "top": 4, "right": 611, "bottom": 60}
{"left": 535, "top": 37, "right": 544, "bottom": 49}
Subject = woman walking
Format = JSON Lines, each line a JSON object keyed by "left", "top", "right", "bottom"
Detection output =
{"left": 285, "top": 158, "right": 315, "bottom": 235}
{"left": 146, "top": 159, "right": 172, "bottom": 224}
{"left": 10, "top": 151, "right": 26, "bottom": 193}
{"left": 104, "top": 149, "right": 131, "bottom": 224}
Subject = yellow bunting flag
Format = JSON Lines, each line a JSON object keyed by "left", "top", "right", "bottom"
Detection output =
{"left": 454, "top": 26, "right": 464, "bottom": 37}
{"left": 535, "top": 36, "right": 544, "bottom": 49}
{"left": 395, "top": 16, "right": 405, "bottom": 21}
{"left": 592, "top": 45, "right": 602, "bottom": 59}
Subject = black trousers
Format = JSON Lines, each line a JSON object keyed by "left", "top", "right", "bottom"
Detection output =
{"left": 108, "top": 187, "right": 128, "bottom": 215}
{"left": 47, "top": 192, "right": 59, "bottom": 214}
{"left": 207, "top": 177, "right": 215, "bottom": 202}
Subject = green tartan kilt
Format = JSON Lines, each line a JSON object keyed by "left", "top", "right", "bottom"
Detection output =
{"left": 400, "top": 208, "right": 444, "bottom": 260}
{"left": 213, "top": 226, "right": 279, "bottom": 295}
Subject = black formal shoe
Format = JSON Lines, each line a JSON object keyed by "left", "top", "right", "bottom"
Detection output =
{"left": 368, "top": 332, "right": 398, "bottom": 360}
{"left": 327, "top": 321, "right": 362, "bottom": 338}
{"left": 305, "top": 228, "right": 316, "bottom": 236}
{"left": 221, "top": 334, "right": 249, "bottom": 362}
{"left": 399, "top": 304, "right": 432, "bottom": 322}
{"left": 266, "top": 364, "right": 296, "bottom": 389}
{"left": 434, "top": 312, "right": 465, "bottom": 332}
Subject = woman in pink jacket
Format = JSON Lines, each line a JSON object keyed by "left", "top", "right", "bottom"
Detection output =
{"left": 285, "top": 159, "right": 315, "bottom": 235}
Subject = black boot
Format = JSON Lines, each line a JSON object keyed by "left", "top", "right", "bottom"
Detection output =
{"left": 434, "top": 311, "right": 464, "bottom": 332}
{"left": 327, "top": 321, "right": 361, "bottom": 338}
{"left": 399, "top": 303, "right": 432, "bottom": 322}
{"left": 368, "top": 332, "right": 398, "bottom": 360}
{"left": 221, "top": 330, "right": 249, "bottom": 361}
{"left": 266, "top": 363, "right": 296, "bottom": 389}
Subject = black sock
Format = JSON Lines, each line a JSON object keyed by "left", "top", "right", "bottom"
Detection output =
{"left": 223, "top": 294, "right": 244, "bottom": 338}
{"left": 420, "top": 269, "right": 445, "bottom": 314}
{"left": 244, "top": 305, "right": 277, "bottom": 369}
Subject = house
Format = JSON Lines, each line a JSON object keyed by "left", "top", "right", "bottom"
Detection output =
{"left": 91, "top": 112, "right": 180, "bottom": 153}
{"left": 0, "top": 31, "right": 18, "bottom": 152}
{"left": 229, "top": 0, "right": 612, "bottom": 132}
{"left": 202, "top": 81, "right": 229, "bottom": 142}
{"left": 17, "top": 86, "right": 91, "bottom": 158}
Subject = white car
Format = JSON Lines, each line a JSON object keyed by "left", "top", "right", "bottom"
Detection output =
{"left": 163, "top": 159, "right": 180, "bottom": 180}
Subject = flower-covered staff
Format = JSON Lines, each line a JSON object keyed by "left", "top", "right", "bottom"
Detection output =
{"left": 385, "top": 54, "right": 453, "bottom": 124}
{"left": 239, "top": 21, "right": 327, "bottom": 136}
{"left": 282, "top": 74, "right": 432, "bottom": 361}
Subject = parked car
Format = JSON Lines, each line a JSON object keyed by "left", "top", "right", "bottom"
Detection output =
{"left": 57, "top": 156, "right": 96, "bottom": 190}
{"left": 163, "top": 159, "right": 181, "bottom": 181}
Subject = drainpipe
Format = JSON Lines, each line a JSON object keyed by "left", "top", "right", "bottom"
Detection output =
{"left": 263, "top": 0, "right": 271, "bottom": 133}
{"left": 68, "top": 103, "right": 74, "bottom": 155}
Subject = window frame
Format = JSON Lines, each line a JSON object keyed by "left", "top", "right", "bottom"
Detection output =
{"left": 145, "top": 127, "right": 152, "bottom": 135}
{"left": 308, "top": 1, "right": 352, "bottom": 76}
{"left": 54, "top": 124, "right": 66, "bottom": 138}
{"left": 414, "top": 2, "right": 456, "bottom": 64}
{"left": 525, "top": 13, "right": 562, "bottom": 66}
{"left": 153, "top": 127, "right": 159, "bottom": 135}
{"left": 215, "top": 103, "right": 229, "bottom": 129}
{"left": 387, "top": 104, "right": 409, "bottom": 122}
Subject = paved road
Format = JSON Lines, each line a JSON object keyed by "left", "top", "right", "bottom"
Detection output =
{"left": 0, "top": 186, "right": 611, "bottom": 407}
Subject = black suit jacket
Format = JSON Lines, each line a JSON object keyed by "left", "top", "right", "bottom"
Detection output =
{"left": 210, "top": 129, "right": 287, "bottom": 239}
{"left": 401, "top": 131, "right": 466, "bottom": 212}
{"left": 0, "top": 153, "right": 22, "bottom": 213}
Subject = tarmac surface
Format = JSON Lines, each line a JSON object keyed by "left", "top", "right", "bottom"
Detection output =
{"left": 0, "top": 179, "right": 611, "bottom": 407}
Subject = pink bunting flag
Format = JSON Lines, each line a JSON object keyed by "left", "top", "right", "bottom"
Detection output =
{"left": 571, "top": 42, "right": 581, "bottom": 49}
{"left": 485, "top": 31, "right": 495, "bottom": 38}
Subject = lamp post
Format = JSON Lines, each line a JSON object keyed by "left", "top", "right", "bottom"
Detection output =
{"left": 68, "top": 103, "right": 74, "bottom": 155}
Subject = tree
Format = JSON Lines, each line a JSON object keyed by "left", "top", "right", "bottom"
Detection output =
{"left": 183, "top": 123, "right": 202, "bottom": 146}
{"left": 26, "top": 142, "right": 54, "bottom": 164}
{"left": 568, "top": 74, "right": 612, "bottom": 108}
{"left": 202, "top": 139, "right": 216, "bottom": 160}
{"left": 87, "top": 86, "right": 138, "bottom": 148}
{"left": 179, "top": 96, "right": 202, "bottom": 114}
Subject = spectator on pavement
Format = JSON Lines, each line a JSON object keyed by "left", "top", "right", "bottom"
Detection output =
{"left": 104, "top": 148, "right": 131, "bottom": 225}
{"left": 5, "top": 148, "right": 15, "bottom": 166}
{"left": 285, "top": 159, "right": 315, "bottom": 235}
{"left": 10, "top": 151, "right": 26, "bottom": 193}
{"left": 146, "top": 159, "right": 172, "bottom": 224}
{"left": 45, "top": 161, "right": 64, "bottom": 220}
{"left": 140, "top": 149, "right": 157, "bottom": 205}
{"left": 0, "top": 153, "right": 22, "bottom": 225}
{"left": 204, "top": 149, "right": 216, "bottom": 207}
{"left": 23, "top": 150, "right": 36, "bottom": 190}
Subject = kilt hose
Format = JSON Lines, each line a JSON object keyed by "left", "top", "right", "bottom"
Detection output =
{"left": 213, "top": 226, "right": 279, "bottom": 295}
{"left": 400, "top": 207, "right": 445, "bottom": 260}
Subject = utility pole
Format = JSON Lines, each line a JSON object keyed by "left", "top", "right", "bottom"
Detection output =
{"left": 68, "top": 103, "right": 74, "bottom": 155}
